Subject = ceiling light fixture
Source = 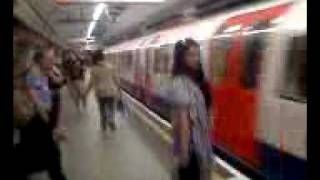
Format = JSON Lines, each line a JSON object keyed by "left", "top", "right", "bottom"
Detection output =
{"left": 86, "top": 3, "right": 107, "bottom": 38}
{"left": 87, "top": 21, "right": 97, "bottom": 38}
{"left": 223, "top": 25, "right": 242, "bottom": 33}
{"left": 93, "top": 3, "right": 106, "bottom": 20}
{"left": 105, "top": 0, "right": 165, "bottom": 2}
{"left": 57, "top": 0, "right": 165, "bottom": 3}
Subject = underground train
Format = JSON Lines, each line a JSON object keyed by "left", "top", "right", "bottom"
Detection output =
{"left": 105, "top": 0, "right": 306, "bottom": 179}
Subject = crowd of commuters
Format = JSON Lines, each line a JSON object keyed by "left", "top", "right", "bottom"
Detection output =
{"left": 14, "top": 44, "right": 67, "bottom": 180}
{"left": 13, "top": 36, "right": 212, "bottom": 180}
{"left": 13, "top": 40, "right": 123, "bottom": 179}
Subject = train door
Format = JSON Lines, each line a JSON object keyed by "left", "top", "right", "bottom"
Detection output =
{"left": 119, "top": 51, "right": 126, "bottom": 89}
{"left": 258, "top": 29, "right": 306, "bottom": 179}
{"left": 209, "top": 3, "right": 293, "bottom": 171}
{"left": 150, "top": 44, "right": 172, "bottom": 120}
{"left": 139, "top": 48, "right": 147, "bottom": 103}
{"left": 122, "top": 50, "right": 134, "bottom": 94}
{"left": 145, "top": 47, "right": 155, "bottom": 106}
{"left": 210, "top": 30, "right": 265, "bottom": 169}
{"left": 277, "top": 33, "right": 306, "bottom": 180}
{"left": 159, "top": 44, "right": 174, "bottom": 120}
{"left": 133, "top": 49, "right": 142, "bottom": 99}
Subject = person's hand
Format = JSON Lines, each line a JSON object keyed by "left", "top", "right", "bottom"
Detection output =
{"left": 36, "top": 105, "right": 49, "bottom": 123}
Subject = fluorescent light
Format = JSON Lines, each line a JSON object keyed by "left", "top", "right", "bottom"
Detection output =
{"left": 86, "top": 3, "right": 106, "bottom": 38}
{"left": 87, "top": 21, "right": 97, "bottom": 38}
{"left": 70, "top": 0, "right": 165, "bottom": 2}
{"left": 93, "top": 3, "right": 106, "bottom": 20}
{"left": 115, "top": 0, "right": 165, "bottom": 2}
{"left": 223, "top": 25, "right": 242, "bottom": 33}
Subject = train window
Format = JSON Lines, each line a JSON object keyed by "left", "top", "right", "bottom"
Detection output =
{"left": 154, "top": 48, "right": 161, "bottom": 74}
{"left": 146, "top": 48, "right": 153, "bottom": 75}
{"left": 161, "top": 45, "right": 171, "bottom": 74}
{"left": 153, "top": 46, "right": 169, "bottom": 74}
{"left": 166, "top": 44, "right": 175, "bottom": 75}
{"left": 127, "top": 51, "right": 133, "bottom": 70}
{"left": 123, "top": 52, "right": 127, "bottom": 69}
{"left": 241, "top": 34, "right": 266, "bottom": 89}
{"left": 210, "top": 38, "right": 230, "bottom": 84}
{"left": 280, "top": 35, "right": 306, "bottom": 102}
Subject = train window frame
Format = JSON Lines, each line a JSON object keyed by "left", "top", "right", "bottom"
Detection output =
{"left": 153, "top": 45, "right": 171, "bottom": 74}
{"left": 240, "top": 32, "right": 267, "bottom": 89}
{"left": 153, "top": 47, "right": 162, "bottom": 74}
{"left": 146, "top": 47, "right": 153, "bottom": 75}
{"left": 279, "top": 34, "right": 307, "bottom": 103}
{"left": 210, "top": 36, "right": 231, "bottom": 85}
{"left": 126, "top": 50, "right": 133, "bottom": 70}
{"left": 161, "top": 44, "right": 173, "bottom": 75}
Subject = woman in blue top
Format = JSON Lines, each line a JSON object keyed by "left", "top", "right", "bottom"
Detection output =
{"left": 18, "top": 47, "right": 67, "bottom": 180}
{"left": 170, "top": 39, "right": 212, "bottom": 180}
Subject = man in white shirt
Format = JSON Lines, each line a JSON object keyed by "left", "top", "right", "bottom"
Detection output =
{"left": 85, "top": 50, "right": 119, "bottom": 132}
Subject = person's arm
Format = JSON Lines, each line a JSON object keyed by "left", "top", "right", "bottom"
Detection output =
{"left": 170, "top": 77, "right": 192, "bottom": 166}
{"left": 84, "top": 68, "right": 95, "bottom": 96}
{"left": 48, "top": 67, "right": 65, "bottom": 88}
{"left": 174, "top": 108, "right": 191, "bottom": 167}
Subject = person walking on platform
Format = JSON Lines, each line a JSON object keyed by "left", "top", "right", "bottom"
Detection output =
{"left": 69, "top": 58, "right": 84, "bottom": 110}
{"left": 85, "top": 50, "right": 119, "bottom": 132}
{"left": 169, "top": 39, "right": 212, "bottom": 180}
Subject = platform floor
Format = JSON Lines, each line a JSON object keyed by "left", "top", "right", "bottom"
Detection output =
{"left": 55, "top": 86, "right": 171, "bottom": 180}
{"left": 28, "top": 86, "right": 230, "bottom": 180}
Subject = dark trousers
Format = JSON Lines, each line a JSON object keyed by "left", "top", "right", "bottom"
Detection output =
{"left": 177, "top": 151, "right": 200, "bottom": 180}
{"left": 14, "top": 114, "right": 66, "bottom": 180}
{"left": 48, "top": 93, "right": 61, "bottom": 131}
{"left": 97, "top": 96, "right": 116, "bottom": 131}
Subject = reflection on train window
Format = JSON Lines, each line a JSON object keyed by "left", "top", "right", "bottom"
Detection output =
{"left": 253, "top": 20, "right": 271, "bottom": 30}
{"left": 241, "top": 34, "right": 265, "bottom": 89}
{"left": 146, "top": 48, "right": 153, "bottom": 75}
{"left": 125, "top": 51, "right": 133, "bottom": 70}
{"left": 210, "top": 38, "right": 230, "bottom": 84}
{"left": 154, "top": 48, "right": 161, "bottom": 74}
{"left": 161, "top": 45, "right": 171, "bottom": 74}
{"left": 280, "top": 35, "right": 306, "bottom": 102}
{"left": 154, "top": 46, "right": 170, "bottom": 74}
{"left": 135, "top": 50, "right": 141, "bottom": 71}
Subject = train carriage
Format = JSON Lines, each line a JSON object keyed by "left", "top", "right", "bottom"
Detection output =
{"left": 104, "top": 1, "right": 306, "bottom": 179}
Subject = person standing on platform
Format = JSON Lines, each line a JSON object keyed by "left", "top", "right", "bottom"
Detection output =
{"left": 14, "top": 46, "right": 67, "bottom": 180}
{"left": 85, "top": 50, "right": 119, "bottom": 132}
{"left": 170, "top": 39, "right": 212, "bottom": 180}
{"left": 65, "top": 53, "right": 84, "bottom": 111}
{"left": 48, "top": 62, "right": 68, "bottom": 141}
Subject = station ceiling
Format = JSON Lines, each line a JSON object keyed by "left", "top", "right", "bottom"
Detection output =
{"left": 14, "top": 0, "right": 247, "bottom": 50}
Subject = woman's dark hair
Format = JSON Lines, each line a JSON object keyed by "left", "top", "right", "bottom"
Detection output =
{"left": 33, "top": 46, "right": 55, "bottom": 64}
{"left": 172, "top": 38, "right": 212, "bottom": 109}
{"left": 33, "top": 50, "right": 44, "bottom": 64}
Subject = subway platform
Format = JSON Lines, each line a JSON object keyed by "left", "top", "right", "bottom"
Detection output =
{"left": 27, "top": 85, "right": 247, "bottom": 180}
